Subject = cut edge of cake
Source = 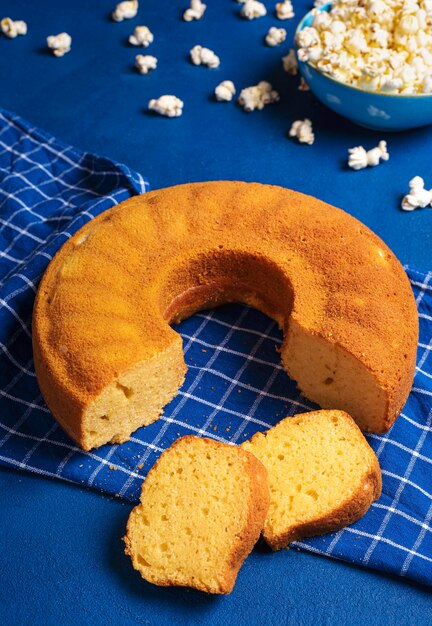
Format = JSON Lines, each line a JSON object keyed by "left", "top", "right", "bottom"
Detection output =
{"left": 241, "top": 410, "right": 382, "bottom": 551}
{"left": 124, "top": 436, "right": 270, "bottom": 594}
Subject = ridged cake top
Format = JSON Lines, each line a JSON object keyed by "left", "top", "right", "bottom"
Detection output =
{"left": 33, "top": 181, "right": 418, "bottom": 406}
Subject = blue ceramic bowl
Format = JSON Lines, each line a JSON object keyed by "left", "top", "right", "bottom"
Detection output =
{"left": 295, "top": 4, "right": 432, "bottom": 131}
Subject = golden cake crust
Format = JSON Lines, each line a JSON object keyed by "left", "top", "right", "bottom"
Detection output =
{"left": 274, "top": 464, "right": 381, "bottom": 549}
{"left": 32, "top": 181, "right": 418, "bottom": 449}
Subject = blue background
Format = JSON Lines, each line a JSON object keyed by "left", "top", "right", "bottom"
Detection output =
{"left": 0, "top": 1, "right": 431, "bottom": 624}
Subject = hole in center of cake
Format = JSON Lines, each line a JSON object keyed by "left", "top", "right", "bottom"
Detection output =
{"left": 161, "top": 249, "right": 294, "bottom": 328}
{"left": 170, "top": 301, "right": 318, "bottom": 445}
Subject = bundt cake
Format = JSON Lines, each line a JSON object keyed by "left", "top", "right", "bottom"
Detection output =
{"left": 241, "top": 410, "right": 382, "bottom": 550}
{"left": 32, "top": 181, "right": 418, "bottom": 450}
{"left": 124, "top": 435, "right": 270, "bottom": 594}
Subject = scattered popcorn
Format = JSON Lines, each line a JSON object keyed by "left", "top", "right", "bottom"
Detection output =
{"left": 313, "top": 0, "right": 329, "bottom": 5}
{"left": 348, "top": 141, "right": 389, "bottom": 170}
{"left": 135, "top": 54, "right": 157, "bottom": 74}
{"left": 289, "top": 119, "right": 315, "bottom": 144}
{"left": 190, "top": 45, "right": 220, "bottom": 68}
{"left": 241, "top": 1, "right": 267, "bottom": 19}
{"left": 265, "top": 27, "right": 287, "bottom": 47}
{"left": 282, "top": 49, "right": 298, "bottom": 75}
{"left": 215, "top": 80, "right": 236, "bottom": 101}
{"left": 401, "top": 176, "right": 432, "bottom": 211}
{"left": 275, "top": 1, "right": 295, "bottom": 20}
{"left": 148, "top": 95, "right": 184, "bottom": 117}
{"left": 295, "top": 0, "right": 432, "bottom": 94}
{"left": 298, "top": 77, "right": 310, "bottom": 91}
{"left": 238, "top": 81, "right": 280, "bottom": 111}
{"left": 183, "top": 0, "right": 207, "bottom": 21}
{"left": 47, "top": 33, "right": 72, "bottom": 57}
{"left": 129, "top": 26, "right": 153, "bottom": 47}
{"left": 0, "top": 17, "right": 27, "bottom": 38}
{"left": 112, "top": 0, "right": 138, "bottom": 22}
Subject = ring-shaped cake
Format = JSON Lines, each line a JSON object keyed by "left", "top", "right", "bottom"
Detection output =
{"left": 32, "top": 182, "right": 418, "bottom": 450}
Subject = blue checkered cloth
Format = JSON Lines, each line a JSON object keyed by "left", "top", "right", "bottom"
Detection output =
{"left": 1, "top": 109, "right": 431, "bottom": 587}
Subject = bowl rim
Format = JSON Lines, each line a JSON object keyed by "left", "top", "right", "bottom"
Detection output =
{"left": 295, "top": 2, "right": 432, "bottom": 99}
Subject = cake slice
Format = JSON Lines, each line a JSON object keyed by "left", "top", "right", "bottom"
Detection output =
{"left": 124, "top": 435, "right": 269, "bottom": 594}
{"left": 241, "top": 410, "right": 381, "bottom": 550}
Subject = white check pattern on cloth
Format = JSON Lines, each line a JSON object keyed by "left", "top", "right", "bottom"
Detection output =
{"left": 1, "top": 109, "right": 431, "bottom": 587}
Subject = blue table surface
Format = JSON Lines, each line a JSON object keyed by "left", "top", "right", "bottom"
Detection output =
{"left": 1, "top": 1, "right": 431, "bottom": 624}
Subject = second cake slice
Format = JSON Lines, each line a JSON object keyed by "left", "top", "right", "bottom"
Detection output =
{"left": 241, "top": 410, "right": 382, "bottom": 550}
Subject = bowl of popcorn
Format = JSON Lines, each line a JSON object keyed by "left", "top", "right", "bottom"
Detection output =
{"left": 295, "top": 0, "right": 432, "bottom": 131}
